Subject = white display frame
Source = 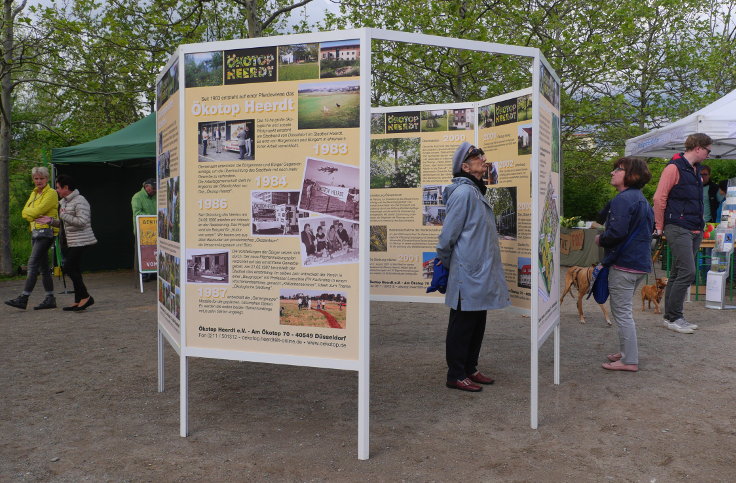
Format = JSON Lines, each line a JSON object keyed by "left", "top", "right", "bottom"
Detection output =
{"left": 155, "top": 28, "right": 561, "bottom": 460}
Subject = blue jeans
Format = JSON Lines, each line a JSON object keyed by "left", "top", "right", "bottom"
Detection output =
{"left": 663, "top": 224, "right": 702, "bottom": 321}
{"left": 23, "top": 236, "right": 54, "bottom": 294}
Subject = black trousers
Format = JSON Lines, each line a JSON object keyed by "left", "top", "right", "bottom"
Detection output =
{"left": 446, "top": 299, "right": 487, "bottom": 382}
{"left": 63, "top": 246, "right": 90, "bottom": 303}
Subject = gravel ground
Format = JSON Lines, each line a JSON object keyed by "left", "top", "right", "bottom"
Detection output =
{"left": 1, "top": 270, "right": 735, "bottom": 482}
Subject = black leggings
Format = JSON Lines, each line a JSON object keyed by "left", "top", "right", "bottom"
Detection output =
{"left": 63, "top": 246, "right": 90, "bottom": 303}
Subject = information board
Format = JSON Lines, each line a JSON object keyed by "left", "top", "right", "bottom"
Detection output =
{"left": 181, "top": 39, "right": 364, "bottom": 363}
{"left": 156, "top": 58, "right": 182, "bottom": 347}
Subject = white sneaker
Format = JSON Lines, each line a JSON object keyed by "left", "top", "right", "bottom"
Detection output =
{"left": 664, "top": 318, "right": 694, "bottom": 334}
{"left": 676, "top": 318, "right": 698, "bottom": 330}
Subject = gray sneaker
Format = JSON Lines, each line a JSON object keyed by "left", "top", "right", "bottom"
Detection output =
{"left": 676, "top": 318, "right": 698, "bottom": 331}
{"left": 664, "top": 318, "right": 695, "bottom": 334}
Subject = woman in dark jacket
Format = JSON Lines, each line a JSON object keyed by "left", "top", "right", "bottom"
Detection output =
{"left": 596, "top": 157, "right": 654, "bottom": 372}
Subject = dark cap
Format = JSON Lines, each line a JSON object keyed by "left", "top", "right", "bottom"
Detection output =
{"left": 143, "top": 178, "right": 157, "bottom": 189}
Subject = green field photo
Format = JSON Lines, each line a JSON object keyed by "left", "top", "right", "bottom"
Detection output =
{"left": 298, "top": 81, "right": 360, "bottom": 129}
{"left": 279, "top": 62, "right": 319, "bottom": 81}
{"left": 421, "top": 110, "right": 448, "bottom": 132}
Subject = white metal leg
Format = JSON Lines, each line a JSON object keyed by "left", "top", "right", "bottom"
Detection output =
{"left": 358, "top": 368, "right": 369, "bottom": 460}
{"left": 180, "top": 355, "right": 188, "bottom": 437}
{"left": 158, "top": 329, "right": 165, "bottom": 392}
{"left": 531, "top": 343, "right": 538, "bottom": 429}
{"left": 554, "top": 323, "right": 560, "bottom": 385}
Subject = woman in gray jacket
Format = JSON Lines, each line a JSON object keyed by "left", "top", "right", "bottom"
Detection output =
{"left": 38, "top": 174, "right": 97, "bottom": 311}
{"left": 437, "top": 142, "right": 510, "bottom": 392}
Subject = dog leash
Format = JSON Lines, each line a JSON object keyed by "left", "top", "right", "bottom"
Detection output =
{"left": 651, "top": 234, "right": 664, "bottom": 280}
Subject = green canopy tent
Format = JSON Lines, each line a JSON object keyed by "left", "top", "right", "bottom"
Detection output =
{"left": 52, "top": 113, "right": 157, "bottom": 271}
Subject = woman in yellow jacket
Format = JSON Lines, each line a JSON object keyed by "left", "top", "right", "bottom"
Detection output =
{"left": 5, "top": 167, "right": 59, "bottom": 310}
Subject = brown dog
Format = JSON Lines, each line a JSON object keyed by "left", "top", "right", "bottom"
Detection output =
{"left": 560, "top": 265, "right": 612, "bottom": 325}
{"left": 641, "top": 277, "right": 668, "bottom": 314}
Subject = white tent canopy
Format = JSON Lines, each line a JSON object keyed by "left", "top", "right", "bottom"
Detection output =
{"left": 625, "top": 89, "right": 736, "bottom": 159}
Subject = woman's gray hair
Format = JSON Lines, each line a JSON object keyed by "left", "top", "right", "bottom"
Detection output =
{"left": 32, "top": 166, "right": 50, "bottom": 179}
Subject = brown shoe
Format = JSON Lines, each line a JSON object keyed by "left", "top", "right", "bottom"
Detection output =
{"left": 468, "top": 371, "right": 495, "bottom": 385}
{"left": 446, "top": 378, "right": 482, "bottom": 392}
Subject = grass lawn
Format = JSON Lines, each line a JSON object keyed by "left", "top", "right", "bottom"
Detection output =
{"left": 421, "top": 119, "right": 447, "bottom": 132}
{"left": 279, "top": 62, "right": 319, "bottom": 81}
{"left": 298, "top": 92, "right": 360, "bottom": 129}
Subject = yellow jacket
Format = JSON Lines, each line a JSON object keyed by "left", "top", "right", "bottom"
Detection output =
{"left": 21, "top": 184, "right": 59, "bottom": 235}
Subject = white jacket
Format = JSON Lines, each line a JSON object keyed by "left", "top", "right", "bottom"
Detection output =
{"left": 60, "top": 190, "right": 97, "bottom": 247}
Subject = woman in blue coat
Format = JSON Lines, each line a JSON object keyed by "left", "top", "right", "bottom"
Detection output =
{"left": 596, "top": 157, "right": 654, "bottom": 372}
{"left": 437, "top": 142, "right": 510, "bottom": 392}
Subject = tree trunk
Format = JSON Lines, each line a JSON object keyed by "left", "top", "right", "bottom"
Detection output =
{"left": 0, "top": 0, "right": 15, "bottom": 275}
{"left": 244, "top": 0, "right": 260, "bottom": 38}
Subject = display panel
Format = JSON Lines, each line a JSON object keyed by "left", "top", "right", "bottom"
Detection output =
{"left": 156, "top": 58, "right": 182, "bottom": 345}
{"left": 182, "top": 40, "right": 363, "bottom": 361}
{"left": 478, "top": 89, "right": 534, "bottom": 310}
{"left": 370, "top": 104, "right": 475, "bottom": 300}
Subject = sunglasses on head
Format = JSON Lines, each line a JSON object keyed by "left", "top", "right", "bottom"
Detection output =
{"left": 464, "top": 146, "right": 485, "bottom": 161}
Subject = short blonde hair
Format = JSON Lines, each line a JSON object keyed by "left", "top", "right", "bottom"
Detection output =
{"left": 32, "top": 166, "right": 50, "bottom": 179}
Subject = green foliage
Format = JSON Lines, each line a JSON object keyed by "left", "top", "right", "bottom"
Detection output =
{"left": 327, "top": 0, "right": 736, "bottom": 219}
{"left": 370, "top": 137, "right": 421, "bottom": 188}
{"left": 185, "top": 52, "right": 224, "bottom": 88}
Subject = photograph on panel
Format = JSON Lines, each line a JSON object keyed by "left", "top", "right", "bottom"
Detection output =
{"left": 423, "top": 184, "right": 444, "bottom": 205}
{"left": 370, "top": 113, "right": 385, "bottom": 134}
{"left": 278, "top": 43, "right": 319, "bottom": 81}
{"left": 279, "top": 288, "right": 347, "bottom": 329}
{"left": 449, "top": 107, "right": 474, "bottom": 130}
{"left": 422, "top": 252, "right": 438, "bottom": 280}
{"left": 250, "top": 190, "right": 305, "bottom": 236}
{"left": 483, "top": 161, "right": 499, "bottom": 185}
{"left": 517, "top": 257, "right": 532, "bottom": 289}
{"left": 319, "top": 40, "right": 360, "bottom": 78}
{"left": 162, "top": 176, "right": 180, "bottom": 243}
{"left": 184, "top": 51, "right": 223, "bottom": 88}
{"left": 487, "top": 186, "right": 517, "bottom": 240}
{"left": 517, "top": 94, "right": 533, "bottom": 121}
{"left": 298, "top": 157, "right": 359, "bottom": 221}
{"left": 158, "top": 278, "right": 181, "bottom": 320}
{"left": 298, "top": 216, "right": 359, "bottom": 267}
{"left": 538, "top": 180, "right": 559, "bottom": 301}
{"left": 420, "top": 110, "right": 448, "bottom": 132}
{"left": 297, "top": 80, "right": 359, "bottom": 129}
{"left": 158, "top": 251, "right": 181, "bottom": 289}
{"left": 157, "top": 207, "right": 168, "bottom": 240}
{"left": 198, "top": 120, "right": 255, "bottom": 162}
{"left": 518, "top": 124, "right": 532, "bottom": 155}
{"left": 156, "top": 60, "right": 179, "bottom": 108}
{"left": 423, "top": 205, "right": 446, "bottom": 226}
{"left": 157, "top": 150, "right": 170, "bottom": 181}
{"left": 370, "top": 137, "right": 420, "bottom": 189}
{"left": 552, "top": 112, "right": 560, "bottom": 173}
{"left": 478, "top": 104, "right": 495, "bottom": 128}
{"left": 369, "top": 225, "right": 387, "bottom": 252}
{"left": 186, "top": 248, "right": 230, "bottom": 283}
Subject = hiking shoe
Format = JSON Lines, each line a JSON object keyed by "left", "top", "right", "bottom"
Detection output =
{"left": 5, "top": 294, "right": 29, "bottom": 310}
{"left": 33, "top": 295, "right": 57, "bottom": 310}
{"left": 663, "top": 318, "right": 694, "bottom": 334}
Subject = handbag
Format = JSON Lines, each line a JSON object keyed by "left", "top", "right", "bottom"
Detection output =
{"left": 587, "top": 220, "right": 644, "bottom": 304}
{"left": 31, "top": 227, "right": 54, "bottom": 239}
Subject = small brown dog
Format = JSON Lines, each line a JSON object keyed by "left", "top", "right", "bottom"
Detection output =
{"left": 641, "top": 277, "right": 668, "bottom": 314}
{"left": 560, "top": 265, "right": 612, "bottom": 325}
